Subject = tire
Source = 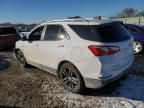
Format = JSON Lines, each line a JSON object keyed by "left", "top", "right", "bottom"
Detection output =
{"left": 16, "top": 50, "right": 28, "bottom": 68}
{"left": 59, "top": 62, "right": 85, "bottom": 93}
{"left": 133, "top": 41, "right": 144, "bottom": 54}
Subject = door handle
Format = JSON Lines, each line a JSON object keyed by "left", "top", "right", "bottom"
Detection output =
{"left": 58, "top": 44, "right": 64, "bottom": 47}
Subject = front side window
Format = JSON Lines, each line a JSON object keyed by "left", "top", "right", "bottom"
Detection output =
{"left": 44, "top": 25, "right": 67, "bottom": 41}
{"left": 28, "top": 26, "right": 44, "bottom": 41}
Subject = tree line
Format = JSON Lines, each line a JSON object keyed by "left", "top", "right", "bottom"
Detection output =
{"left": 110, "top": 8, "right": 144, "bottom": 18}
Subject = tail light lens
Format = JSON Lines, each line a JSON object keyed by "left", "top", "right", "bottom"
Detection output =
{"left": 88, "top": 45, "right": 120, "bottom": 56}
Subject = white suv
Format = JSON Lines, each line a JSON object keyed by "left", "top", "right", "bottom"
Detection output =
{"left": 15, "top": 18, "right": 134, "bottom": 93}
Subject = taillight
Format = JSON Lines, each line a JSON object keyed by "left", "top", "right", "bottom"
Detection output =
{"left": 88, "top": 45, "right": 120, "bottom": 56}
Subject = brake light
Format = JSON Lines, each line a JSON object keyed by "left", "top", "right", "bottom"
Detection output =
{"left": 88, "top": 45, "right": 120, "bottom": 56}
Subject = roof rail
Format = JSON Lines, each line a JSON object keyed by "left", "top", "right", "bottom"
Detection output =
{"left": 42, "top": 16, "right": 90, "bottom": 23}
{"left": 67, "top": 16, "right": 81, "bottom": 19}
{"left": 45, "top": 18, "right": 88, "bottom": 23}
{"left": 41, "top": 16, "right": 109, "bottom": 24}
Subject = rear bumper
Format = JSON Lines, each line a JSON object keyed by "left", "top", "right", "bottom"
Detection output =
{"left": 84, "top": 64, "right": 133, "bottom": 89}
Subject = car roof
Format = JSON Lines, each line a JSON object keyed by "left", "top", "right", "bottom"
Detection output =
{"left": 0, "top": 26, "right": 15, "bottom": 29}
{"left": 39, "top": 18, "right": 121, "bottom": 26}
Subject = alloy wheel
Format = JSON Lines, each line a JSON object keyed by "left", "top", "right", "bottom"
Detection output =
{"left": 60, "top": 65, "right": 79, "bottom": 90}
{"left": 133, "top": 41, "right": 143, "bottom": 54}
{"left": 17, "top": 51, "right": 26, "bottom": 66}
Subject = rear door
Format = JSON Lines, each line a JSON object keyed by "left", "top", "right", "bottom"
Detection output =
{"left": 39, "top": 25, "right": 68, "bottom": 69}
{"left": 69, "top": 23, "right": 133, "bottom": 76}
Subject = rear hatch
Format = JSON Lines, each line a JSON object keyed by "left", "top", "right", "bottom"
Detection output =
{"left": 69, "top": 22, "right": 134, "bottom": 77}
{"left": 95, "top": 22, "right": 134, "bottom": 75}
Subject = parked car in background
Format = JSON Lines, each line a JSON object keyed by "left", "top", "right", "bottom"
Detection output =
{"left": 124, "top": 24, "right": 144, "bottom": 54}
{"left": 19, "top": 31, "right": 30, "bottom": 38}
{"left": 21, "top": 32, "right": 29, "bottom": 37}
{"left": 15, "top": 18, "right": 134, "bottom": 93}
{"left": 0, "top": 26, "right": 20, "bottom": 49}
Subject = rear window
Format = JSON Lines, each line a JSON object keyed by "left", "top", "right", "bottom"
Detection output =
{"left": 0, "top": 27, "right": 17, "bottom": 35}
{"left": 69, "top": 23, "right": 131, "bottom": 42}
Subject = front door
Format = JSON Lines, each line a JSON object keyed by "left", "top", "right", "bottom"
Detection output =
{"left": 24, "top": 26, "right": 45, "bottom": 64}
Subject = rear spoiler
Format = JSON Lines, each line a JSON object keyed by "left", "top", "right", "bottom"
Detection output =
{"left": 99, "top": 21, "right": 123, "bottom": 27}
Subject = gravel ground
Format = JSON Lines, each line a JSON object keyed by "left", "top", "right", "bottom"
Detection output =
{"left": 0, "top": 50, "right": 144, "bottom": 108}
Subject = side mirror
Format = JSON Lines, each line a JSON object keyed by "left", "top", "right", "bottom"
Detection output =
{"left": 21, "top": 36, "right": 27, "bottom": 41}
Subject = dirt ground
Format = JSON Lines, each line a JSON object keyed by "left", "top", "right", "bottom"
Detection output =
{"left": 0, "top": 49, "right": 144, "bottom": 108}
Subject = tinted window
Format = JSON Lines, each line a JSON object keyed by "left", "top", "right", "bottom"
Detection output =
{"left": 124, "top": 24, "right": 144, "bottom": 32}
{"left": 44, "top": 25, "right": 60, "bottom": 40}
{"left": 128, "top": 26, "right": 138, "bottom": 32}
{"left": 58, "top": 27, "right": 67, "bottom": 40}
{"left": 0, "top": 27, "right": 16, "bottom": 35}
{"left": 70, "top": 25, "right": 99, "bottom": 41}
{"left": 29, "top": 26, "right": 44, "bottom": 41}
{"left": 132, "top": 25, "right": 144, "bottom": 31}
{"left": 69, "top": 23, "right": 130, "bottom": 42}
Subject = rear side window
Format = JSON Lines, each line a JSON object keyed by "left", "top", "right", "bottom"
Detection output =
{"left": 69, "top": 23, "right": 130, "bottom": 42}
{"left": 0, "top": 27, "right": 16, "bottom": 35}
{"left": 69, "top": 25, "right": 99, "bottom": 41}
